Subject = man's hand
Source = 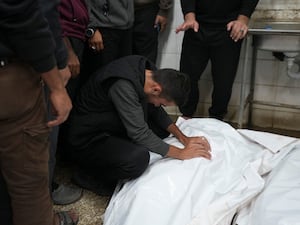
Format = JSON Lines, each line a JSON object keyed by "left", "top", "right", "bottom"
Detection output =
{"left": 176, "top": 12, "right": 199, "bottom": 33}
{"left": 88, "top": 29, "right": 104, "bottom": 51}
{"left": 47, "top": 88, "right": 72, "bottom": 127}
{"left": 41, "top": 66, "right": 72, "bottom": 127}
{"left": 227, "top": 15, "right": 249, "bottom": 42}
{"left": 63, "top": 37, "right": 80, "bottom": 77}
{"left": 154, "top": 15, "right": 167, "bottom": 32}
{"left": 67, "top": 49, "right": 80, "bottom": 77}
{"left": 166, "top": 136, "right": 211, "bottom": 160}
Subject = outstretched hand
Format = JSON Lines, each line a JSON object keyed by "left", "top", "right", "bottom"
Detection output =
{"left": 175, "top": 12, "right": 199, "bottom": 33}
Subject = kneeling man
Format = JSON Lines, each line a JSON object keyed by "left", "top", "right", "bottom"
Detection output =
{"left": 66, "top": 55, "right": 211, "bottom": 195}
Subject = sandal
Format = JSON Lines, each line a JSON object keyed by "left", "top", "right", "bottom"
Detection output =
{"left": 56, "top": 210, "right": 79, "bottom": 225}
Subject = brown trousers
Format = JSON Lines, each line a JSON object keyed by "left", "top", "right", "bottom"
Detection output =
{"left": 0, "top": 62, "right": 54, "bottom": 225}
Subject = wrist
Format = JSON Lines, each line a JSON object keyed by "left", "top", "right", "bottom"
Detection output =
{"left": 85, "top": 27, "right": 95, "bottom": 38}
{"left": 184, "top": 12, "right": 196, "bottom": 21}
{"left": 41, "top": 67, "right": 65, "bottom": 92}
{"left": 166, "top": 145, "right": 182, "bottom": 159}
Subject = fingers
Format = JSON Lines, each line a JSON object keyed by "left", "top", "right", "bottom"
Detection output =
{"left": 47, "top": 89, "right": 72, "bottom": 127}
{"left": 196, "top": 149, "right": 211, "bottom": 160}
{"left": 192, "top": 143, "right": 211, "bottom": 160}
{"left": 199, "top": 136, "right": 211, "bottom": 151}
{"left": 227, "top": 20, "right": 248, "bottom": 42}
{"left": 88, "top": 31, "right": 104, "bottom": 51}
{"left": 231, "top": 28, "right": 247, "bottom": 42}
{"left": 89, "top": 42, "right": 103, "bottom": 51}
{"left": 189, "top": 136, "right": 211, "bottom": 151}
{"left": 180, "top": 140, "right": 212, "bottom": 160}
{"left": 175, "top": 21, "right": 199, "bottom": 33}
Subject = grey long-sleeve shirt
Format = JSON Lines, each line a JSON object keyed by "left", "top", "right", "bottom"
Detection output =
{"left": 108, "top": 79, "right": 171, "bottom": 156}
{"left": 86, "top": 0, "right": 134, "bottom": 29}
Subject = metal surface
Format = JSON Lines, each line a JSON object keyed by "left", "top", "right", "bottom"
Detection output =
{"left": 237, "top": 20, "right": 300, "bottom": 128}
{"left": 248, "top": 20, "right": 300, "bottom": 52}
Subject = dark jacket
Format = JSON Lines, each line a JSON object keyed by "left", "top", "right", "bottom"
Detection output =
{"left": 0, "top": 0, "right": 56, "bottom": 73}
{"left": 39, "top": 0, "right": 68, "bottom": 69}
{"left": 180, "top": 0, "right": 259, "bottom": 28}
{"left": 67, "top": 55, "right": 172, "bottom": 155}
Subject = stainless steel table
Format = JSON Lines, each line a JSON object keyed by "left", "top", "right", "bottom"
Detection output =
{"left": 237, "top": 20, "right": 300, "bottom": 128}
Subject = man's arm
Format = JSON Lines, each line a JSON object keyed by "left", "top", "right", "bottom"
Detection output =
{"left": 155, "top": 0, "right": 173, "bottom": 31}
{"left": 41, "top": 67, "right": 72, "bottom": 127}
{"left": 109, "top": 80, "right": 211, "bottom": 160}
{"left": 0, "top": 0, "right": 72, "bottom": 126}
{"left": 239, "top": 0, "right": 260, "bottom": 19}
{"left": 109, "top": 79, "right": 170, "bottom": 156}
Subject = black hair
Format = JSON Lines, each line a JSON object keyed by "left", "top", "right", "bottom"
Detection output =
{"left": 152, "top": 68, "right": 190, "bottom": 106}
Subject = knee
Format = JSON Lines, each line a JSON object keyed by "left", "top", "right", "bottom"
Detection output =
{"left": 121, "top": 148, "right": 150, "bottom": 179}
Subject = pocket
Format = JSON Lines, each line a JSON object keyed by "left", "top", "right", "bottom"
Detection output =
{"left": 22, "top": 123, "right": 51, "bottom": 170}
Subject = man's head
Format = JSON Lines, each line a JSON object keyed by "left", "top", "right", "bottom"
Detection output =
{"left": 144, "top": 69, "right": 190, "bottom": 107}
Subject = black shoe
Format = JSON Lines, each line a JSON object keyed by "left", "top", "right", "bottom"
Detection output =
{"left": 71, "top": 170, "right": 115, "bottom": 196}
{"left": 52, "top": 184, "right": 82, "bottom": 205}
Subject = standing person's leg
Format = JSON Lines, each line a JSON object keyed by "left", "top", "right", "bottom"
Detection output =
{"left": 179, "top": 29, "right": 210, "bottom": 117}
{"left": 0, "top": 62, "right": 54, "bottom": 225}
{"left": 209, "top": 30, "right": 242, "bottom": 120}
{"left": 133, "top": 3, "right": 159, "bottom": 63}
{"left": 118, "top": 28, "right": 133, "bottom": 58}
{"left": 0, "top": 172, "right": 12, "bottom": 225}
{"left": 45, "top": 85, "right": 82, "bottom": 206}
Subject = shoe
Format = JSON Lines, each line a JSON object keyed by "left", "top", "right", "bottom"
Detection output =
{"left": 55, "top": 210, "right": 79, "bottom": 225}
{"left": 52, "top": 184, "right": 82, "bottom": 205}
{"left": 71, "top": 170, "right": 115, "bottom": 196}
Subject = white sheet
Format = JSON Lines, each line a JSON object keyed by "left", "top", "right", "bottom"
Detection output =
{"left": 103, "top": 118, "right": 300, "bottom": 225}
{"left": 236, "top": 147, "right": 300, "bottom": 225}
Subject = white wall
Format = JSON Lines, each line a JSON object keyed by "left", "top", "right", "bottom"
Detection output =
{"left": 157, "top": 0, "right": 300, "bottom": 131}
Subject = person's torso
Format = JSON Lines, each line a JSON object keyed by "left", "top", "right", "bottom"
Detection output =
{"left": 88, "top": 0, "right": 134, "bottom": 29}
{"left": 59, "top": 0, "right": 89, "bottom": 40}
{"left": 195, "top": 0, "right": 242, "bottom": 27}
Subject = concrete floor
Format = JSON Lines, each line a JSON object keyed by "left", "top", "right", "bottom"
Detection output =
{"left": 53, "top": 166, "right": 109, "bottom": 225}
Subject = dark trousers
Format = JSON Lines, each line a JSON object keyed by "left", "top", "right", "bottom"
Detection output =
{"left": 0, "top": 62, "right": 53, "bottom": 225}
{"left": 0, "top": 172, "right": 12, "bottom": 225}
{"left": 73, "top": 136, "right": 150, "bottom": 185}
{"left": 65, "top": 37, "right": 85, "bottom": 101}
{"left": 179, "top": 26, "right": 242, "bottom": 119}
{"left": 57, "top": 37, "right": 85, "bottom": 163}
{"left": 133, "top": 3, "right": 159, "bottom": 63}
{"left": 71, "top": 119, "right": 169, "bottom": 185}
{"left": 82, "top": 27, "right": 132, "bottom": 78}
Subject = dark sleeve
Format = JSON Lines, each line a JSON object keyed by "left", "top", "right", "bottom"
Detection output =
{"left": 0, "top": 0, "right": 56, "bottom": 73}
{"left": 158, "top": 0, "right": 173, "bottom": 17}
{"left": 180, "top": 0, "right": 196, "bottom": 16}
{"left": 108, "top": 79, "right": 170, "bottom": 156}
{"left": 239, "top": 0, "right": 260, "bottom": 18}
{"left": 39, "top": 0, "right": 68, "bottom": 69}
